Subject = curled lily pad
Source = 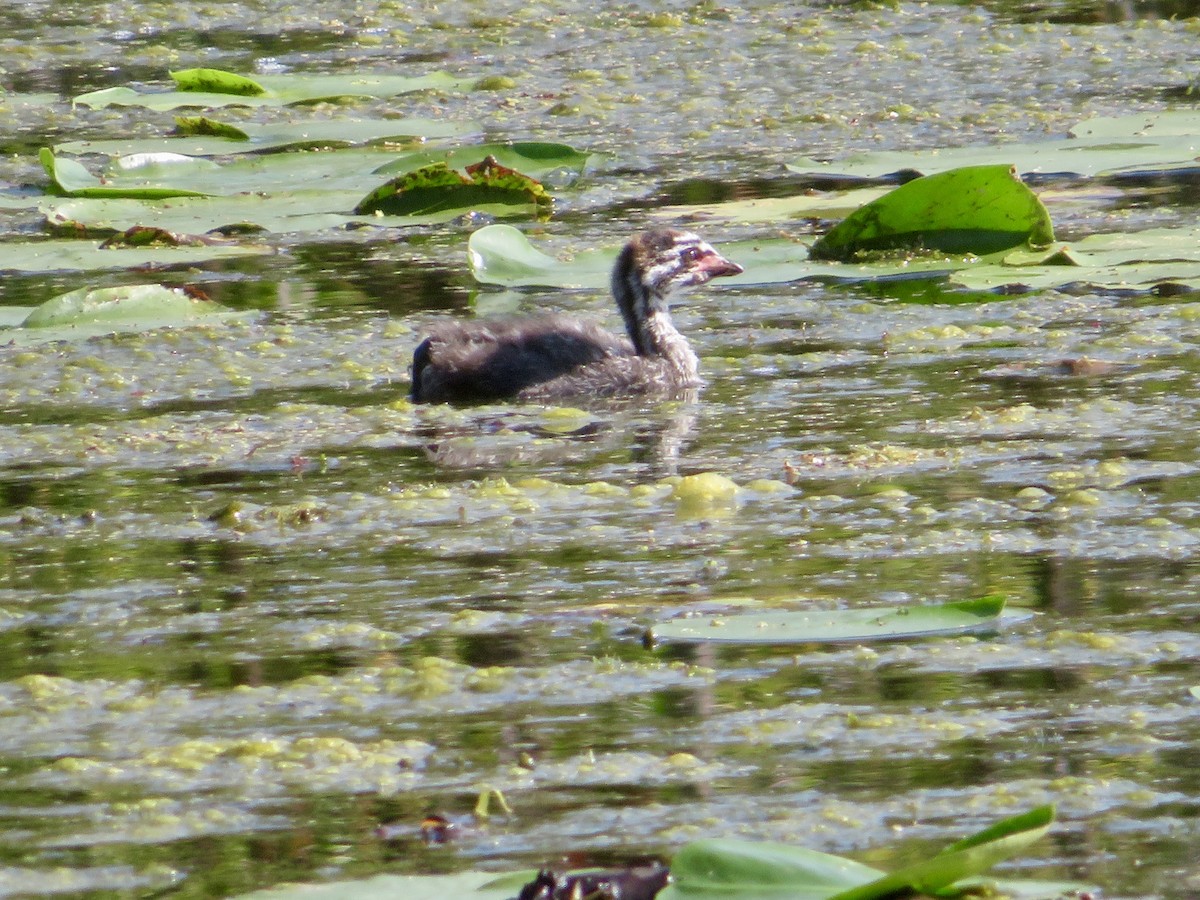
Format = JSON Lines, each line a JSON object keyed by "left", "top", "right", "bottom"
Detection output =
{"left": 650, "top": 596, "right": 1014, "bottom": 645}
{"left": 41, "top": 148, "right": 209, "bottom": 200}
{"left": 354, "top": 157, "right": 551, "bottom": 218}
{"left": 809, "top": 165, "right": 1054, "bottom": 261}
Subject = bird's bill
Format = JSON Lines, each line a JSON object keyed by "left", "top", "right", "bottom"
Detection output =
{"left": 695, "top": 251, "right": 744, "bottom": 281}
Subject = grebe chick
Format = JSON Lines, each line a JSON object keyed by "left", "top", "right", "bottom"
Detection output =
{"left": 410, "top": 228, "right": 742, "bottom": 404}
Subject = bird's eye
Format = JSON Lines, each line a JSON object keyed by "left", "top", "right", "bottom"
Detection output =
{"left": 681, "top": 246, "right": 704, "bottom": 264}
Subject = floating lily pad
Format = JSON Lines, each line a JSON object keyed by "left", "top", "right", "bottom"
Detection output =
{"left": 41, "top": 148, "right": 209, "bottom": 200}
{"left": 0, "top": 237, "right": 270, "bottom": 273}
{"left": 73, "top": 69, "right": 467, "bottom": 110}
{"left": 809, "top": 165, "right": 1054, "bottom": 261}
{"left": 354, "top": 158, "right": 552, "bottom": 218}
{"left": 1069, "top": 110, "right": 1200, "bottom": 139}
{"left": 374, "top": 141, "right": 596, "bottom": 180}
{"left": 788, "top": 128, "right": 1200, "bottom": 180}
{"left": 950, "top": 226, "right": 1200, "bottom": 292}
{"left": 4, "top": 284, "right": 247, "bottom": 345}
{"left": 649, "top": 187, "right": 892, "bottom": 226}
{"left": 41, "top": 194, "right": 363, "bottom": 236}
{"left": 650, "top": 596, "right": 1012, "bottom": 645}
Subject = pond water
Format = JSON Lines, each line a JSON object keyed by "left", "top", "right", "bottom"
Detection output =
{"left": 2, "top": 1, "right": 1200, "bottom": 897}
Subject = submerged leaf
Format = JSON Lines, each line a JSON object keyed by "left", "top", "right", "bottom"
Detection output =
{"left": 810, "top": 165, "right": 1054, "bottom": 260}
{"left": 650, "top": 596, "right": 1012, "bottom": 645}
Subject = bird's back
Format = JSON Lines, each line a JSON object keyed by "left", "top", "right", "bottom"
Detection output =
{"left": 410, "top": 316, "right": 634, "bottom": 404}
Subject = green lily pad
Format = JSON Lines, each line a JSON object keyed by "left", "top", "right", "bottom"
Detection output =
{"left": 4, "top": 284, "right": 246, "bottom": 344}
{"left": 650, "top": 187, "right": 892, "bottom": 226}
{"left": 73, "top": 69, "right": 467, "bottom": 110}
{"left": 41, "top": 148, "right": 210, "bottom": 200}
{"left": 1069, "top": 110, "right": 1200, "bottom": 139}
{"left": 354, "top": 158, "right": 552, "bottom": 218}
{"left": 809, "top": 165, "right": 1054, "bottom": 261}
{"left": 950, "top": 226, "right": 1200, "bottom": 292}
{"left": 374, "top": 141, "right": 595, "bottom": 180}
{"left": 650, "top": 595, "right": 1012, "bottom": 645}
{"left": 467, "top": 224, "right": 614, "bottom": 289}
{"left": 788, "top": 127, "right": 1200, "bottom": 180}
{"left": 0, "top": 237, "right": 270, "bottom": 274}
{"left": 42, "top": 194, "right": 360, "bottom": 236}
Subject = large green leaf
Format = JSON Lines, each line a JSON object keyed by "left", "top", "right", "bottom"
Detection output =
{"left": 73, "top": 69, "right": 467, "bottom": 109}
{"left": 809, "top": 165, "right": 1054, "bottom": 260}
{"left": 650, "top": 596, "right": 1011, "bottom": 645}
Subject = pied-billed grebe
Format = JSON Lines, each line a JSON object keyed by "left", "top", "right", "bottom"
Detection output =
{"left": 410, "top": 228, "right": 743, "bottom": 404}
